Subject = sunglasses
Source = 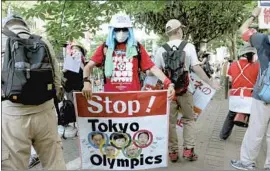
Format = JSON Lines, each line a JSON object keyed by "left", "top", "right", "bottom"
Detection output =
{"left": 114, "top": 28, "right": 129, "bottom": 32}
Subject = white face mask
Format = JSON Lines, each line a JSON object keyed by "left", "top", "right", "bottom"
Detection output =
{"left": 115, "top": 31, "right": 129, "bottom": 43}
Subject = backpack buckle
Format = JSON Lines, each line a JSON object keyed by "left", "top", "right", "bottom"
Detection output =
{"left": 12, "top": 42, "right": 19, "bottom": 52}
{"left": 33, "top": 43, "right": 37, "bottom": 49}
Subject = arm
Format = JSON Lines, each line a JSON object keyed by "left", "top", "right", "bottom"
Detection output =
{"left": 240, "top": 7, "right": 261, "bottom": 42}
{"left": 192, "top": 65, "right": 213, "bottom": 86}
{"left": 82, "top": 45, "right": 104, "bottom": 99}
{"left": 149, "top": 66, "right": 167, "bottom": 83}
{"left": 199, "top": 57, "right": 207, "bottom": 65}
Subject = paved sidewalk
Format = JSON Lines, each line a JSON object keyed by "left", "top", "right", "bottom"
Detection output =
{"left": 33, "top": 89, "right": 267, "bottom": 170}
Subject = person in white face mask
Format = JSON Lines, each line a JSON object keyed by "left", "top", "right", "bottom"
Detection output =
{"left": 82, "top": 14, "right": 175, "bottom": 100}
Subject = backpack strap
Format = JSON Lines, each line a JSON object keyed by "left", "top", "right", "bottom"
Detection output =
{"left": 162, "top": 43, "right": 171, "bottom": 52}
{"left": 233, "top": 61, "right": 253, "bottom": 85}
{"left": 2, "top": 29, "right": 19, "bottom": 38}
{"left": 177, "top": 41, "right": 188, "bottom": 52}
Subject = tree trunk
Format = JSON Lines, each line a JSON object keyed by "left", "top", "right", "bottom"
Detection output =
{"left": 231, "top": 31, "right": 237, "bottom": 60}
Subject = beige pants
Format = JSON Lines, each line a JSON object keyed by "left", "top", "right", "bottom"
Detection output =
{"left": 240, "top": 98, "right": 270, "bottom": 169}
{"left": 169, "top": 92, "right": 196, "bottom": 152}
{"left": 1, "top": 106, "right": 66, "bottom": 170}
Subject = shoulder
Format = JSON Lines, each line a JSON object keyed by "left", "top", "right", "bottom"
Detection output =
{"left": 184, "top": 42, "right": 196, "bottom": 51}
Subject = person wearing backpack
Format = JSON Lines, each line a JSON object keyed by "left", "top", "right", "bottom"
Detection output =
{"left": 219, "top": 44, "right": 259, "bottom": 141}
{"left": 82, "top": 14, "right": 175, "bottom": 100}
{"left": 154, "top": 19, "right": 220, "bottom": 162}
{"left": 1, "top": 15, "right": 66, "bottom": 170}
{"left": 231, "top": 7, "right": 270, "bottom": 171}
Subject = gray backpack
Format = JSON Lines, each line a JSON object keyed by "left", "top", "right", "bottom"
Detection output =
{"left": 162, "top": 41, "right": 189, "bottom": 95}
{"left": 1, "top": 29, "right": 55, "bottom": 105}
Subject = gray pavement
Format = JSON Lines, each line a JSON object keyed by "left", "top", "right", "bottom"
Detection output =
{"left": 33, "top": 89, "right": 267, "bottom": 170}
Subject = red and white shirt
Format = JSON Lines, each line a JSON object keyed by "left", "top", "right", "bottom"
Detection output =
{"left": 91, "top": 43, "right": 154, "bottom": 92}
{"left": 227, "top": 59, "right": 259, "bottom": 113}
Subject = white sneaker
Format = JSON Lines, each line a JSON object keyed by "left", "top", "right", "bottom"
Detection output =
{"left": 231, "top": 160, "right": 256, "bottom": 170}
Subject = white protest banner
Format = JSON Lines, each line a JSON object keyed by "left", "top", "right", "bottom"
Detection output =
{"left": 74, "top": 91, "right": 169, "bottom": 170}
{"left": 176, "top": 72, "right": 216, "bottom": 132}
{"left": 258, "top": 1, "right": 270, "bottom": 29}
{"left": 63, "top": 54, "right": 81, "bottom": 73}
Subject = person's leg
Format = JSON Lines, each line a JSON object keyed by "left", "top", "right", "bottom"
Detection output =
{"left": 178, "top": 92, "right": 198, "bottom": 161}
{"left": 220, "top": 111, "right": 236, "bottom": 140}
{"left": 240, "top": 99, "right": 269, "bottom": 165}
{"left": 168, "top": 100, "right": 180, "bottom": 162}
{"left": 231, "top": 98, "right": 270, "bottom": 170}
{"left": 1, "top": 113, "right": 32, "bottom": 170}
{"left": 33, "top": 107, "right": 66, "bottom": 170}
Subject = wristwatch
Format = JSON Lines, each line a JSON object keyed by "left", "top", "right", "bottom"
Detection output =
{"left": 83, "top": 77, "right": 91, "bottom": 83}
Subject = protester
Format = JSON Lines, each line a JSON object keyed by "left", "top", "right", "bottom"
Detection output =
{"left": 82, "top": 14, "right": 175, "bottom": 100}
{"left": 62, "top": 42, "right": 86, "bottom": 103}
{"left": 220, "top": 55, "right": 231, "bottom": 86}
{"left": 231, "top": 7, "right": 270, "bottom": 170}
{"left": 1, "top": 15, "right": 66, "bottom": 170}
{"left": 219, "top": 44, "right": 259, "bottom": 140}
{"left": 154, "top": 19, "right": 220, "bottom": 162}
{"left": 199, "top": 52, "right": 214, "bottom": 79}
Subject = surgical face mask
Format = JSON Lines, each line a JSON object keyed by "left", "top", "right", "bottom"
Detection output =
{"left": 115, "top": 31, "right": 129, "bottom": 43}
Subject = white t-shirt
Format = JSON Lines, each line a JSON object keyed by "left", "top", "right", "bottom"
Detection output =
{"left": 154, "top": 39, "right": 200, "bottom": 93}
{"left": 154, "top": 39, "right": 200, "bottom": 71}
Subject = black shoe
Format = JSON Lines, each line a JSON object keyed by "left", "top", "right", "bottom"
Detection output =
{"left": 28, "top": 156, "right": 40, "bottom": 169}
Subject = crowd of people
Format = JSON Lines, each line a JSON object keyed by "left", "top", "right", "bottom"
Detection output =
{"left": 1, "top": 6, "right": 269, "bottom": 171}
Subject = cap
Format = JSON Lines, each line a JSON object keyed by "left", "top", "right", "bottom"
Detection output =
{"left": 238, "top": 43, "right": 257, "bottom": 56}
{"left": 165, "top": 19, "right": 185, "bottom": 33}
{"left": 109, "top": 14, "right": 133, "bottom": 28}
{"left": 3, "top": 15, "right": 29, "bottom": 29}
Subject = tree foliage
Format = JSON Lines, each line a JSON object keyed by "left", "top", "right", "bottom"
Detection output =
{"left": 19, "top": 1, "right": 122, "bottom": 50}
{"left": 123, "top": 1, "right": 253, "bottom": 50}
{"left": 14, "top": 0, "right": 257, "bottom": 53}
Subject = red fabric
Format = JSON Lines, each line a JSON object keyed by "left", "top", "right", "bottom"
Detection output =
{"left": 228, "top": 59, "right": 259, "bottom": 97}
{"left": 91, "top": 43, "right": 155, "bottom": 92}
{"left": 241, "top": 29, "right": 257, "bottom": 42}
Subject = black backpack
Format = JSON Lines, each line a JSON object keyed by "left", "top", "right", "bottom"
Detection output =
{"left": 2, "top": 29, "right": 55, "bottom": 105}
{"left": 102, "top": 42, "right": 145, "bottom": 87}
{"left": 162, "top": 41, "right": 189, "bottom": 96}
{"left": 58, "top": 99, "right": 76, "bottom": 126}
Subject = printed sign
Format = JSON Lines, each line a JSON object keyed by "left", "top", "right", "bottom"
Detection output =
{"left": 176, "top": 72, "right": 216, "bottom": 131}
{"left": 258, "top": 1, "right": 270, "bottom": 29}
{"left": 74, "top": 91, "right": 169, "bottom": 170}
{"left": 63, "top": 53, "right": 82, "bottom": 73}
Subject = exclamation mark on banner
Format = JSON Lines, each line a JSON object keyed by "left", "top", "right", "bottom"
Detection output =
{"left": 146, "top": 96, "right": 156, "bottom": 113}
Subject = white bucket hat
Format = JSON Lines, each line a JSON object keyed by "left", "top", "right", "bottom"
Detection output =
{"left": 109, "top": 14, "right": 133, "bottom": 28}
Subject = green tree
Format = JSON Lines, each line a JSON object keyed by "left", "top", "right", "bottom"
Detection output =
{"left": 19, "top": 1, "right": 122, "bottom": 51}
{"left": 123, "top": 1, "right": 254, "bottom": 52}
